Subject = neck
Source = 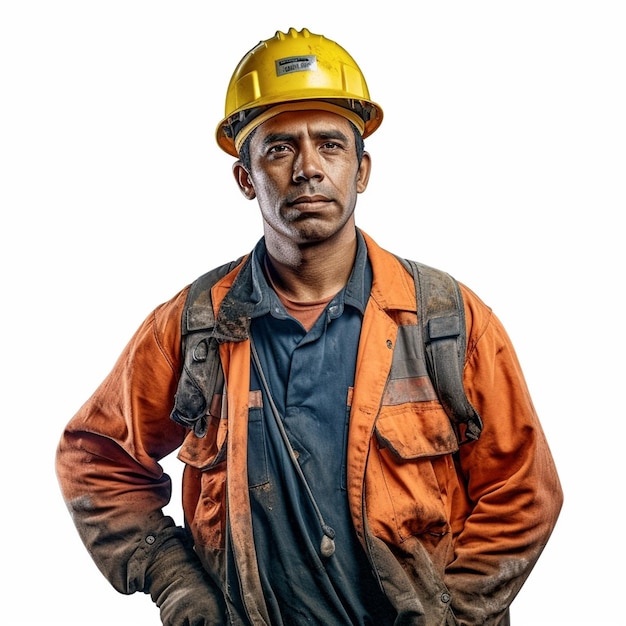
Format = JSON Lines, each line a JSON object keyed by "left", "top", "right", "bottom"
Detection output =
{"left": 264, "top": 228, "right": 358, "bottom": 302}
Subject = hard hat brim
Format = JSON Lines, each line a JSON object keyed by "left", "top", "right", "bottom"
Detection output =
{"left": 216, "top": 97, "right": 383, "bottom": 157}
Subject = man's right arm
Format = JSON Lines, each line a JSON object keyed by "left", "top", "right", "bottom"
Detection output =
{"left": 55, "top": 290, "right": 225, "bottom": 623}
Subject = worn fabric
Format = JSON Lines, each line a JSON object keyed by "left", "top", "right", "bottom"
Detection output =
{"left": 56, "top": 229, "right": 563, "bottom": 626}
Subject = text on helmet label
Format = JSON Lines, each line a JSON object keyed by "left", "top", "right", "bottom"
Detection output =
{"left": 275, "top": 56, "right": 317, "bottom": 77}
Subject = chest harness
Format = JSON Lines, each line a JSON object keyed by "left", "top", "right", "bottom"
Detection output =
{"left": 170, "top": 255, "right": 483, "bottom": 445}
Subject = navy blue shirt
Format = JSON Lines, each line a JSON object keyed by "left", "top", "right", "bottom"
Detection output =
{"left": 238, "top": 233, "right": 395, "bottom": 625}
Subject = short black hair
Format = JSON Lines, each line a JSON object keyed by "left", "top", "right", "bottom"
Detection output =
{"left": 238, "top": 122, "right": 365, "bottom": 172}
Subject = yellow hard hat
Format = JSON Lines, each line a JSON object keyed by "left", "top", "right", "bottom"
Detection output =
{"left": 216, "top": 27, "right": 384, "bottom": 156}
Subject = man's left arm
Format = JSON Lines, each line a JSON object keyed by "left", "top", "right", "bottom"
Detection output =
{"left": 444, "top": 287, "right": 563, "bottom": 625}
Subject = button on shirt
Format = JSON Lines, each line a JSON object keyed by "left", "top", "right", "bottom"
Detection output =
{"left": 240, "top": 234, "right": 395, "bottom": 626}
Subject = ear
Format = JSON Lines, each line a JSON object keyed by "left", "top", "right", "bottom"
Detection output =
{"left": 233, "top": 161, "right": 256, "bottom": 200}
{"left": 356, "top": 151, "right": 372, "bottom": 194}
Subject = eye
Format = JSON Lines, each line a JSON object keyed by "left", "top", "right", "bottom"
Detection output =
{"left": 320, "top": 140, "right": 345, "bottom": 152}
{"left": 267, "top": 144, "right": 291, "bottom": 156}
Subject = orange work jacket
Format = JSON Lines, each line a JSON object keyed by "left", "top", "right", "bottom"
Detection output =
{"left": 56, "top": 230, "right": 562, "bottom": 626}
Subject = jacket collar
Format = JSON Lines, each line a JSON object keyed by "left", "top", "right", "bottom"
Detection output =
{"left": 213, "top": 229, "right": 415, "bottom": 342}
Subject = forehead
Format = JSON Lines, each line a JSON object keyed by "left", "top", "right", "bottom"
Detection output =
{"left": 253, "top": 109, "right": 355, "bottom": 141}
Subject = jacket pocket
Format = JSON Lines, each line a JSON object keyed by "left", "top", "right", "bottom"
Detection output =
{"left": 375, "top": 401, "right": 459, "bottom": 459}
{"left": 178, "top": 416, "right": 227, "bottom": 550}
{"left": 367, "top": 402, "right": 459, "bottom": 543}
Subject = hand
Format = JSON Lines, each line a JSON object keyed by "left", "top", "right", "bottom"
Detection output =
{"left": 146, "top": 538, "right": 226, "bottom": 626}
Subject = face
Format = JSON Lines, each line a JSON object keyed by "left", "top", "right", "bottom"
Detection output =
{"left": 233, "top": 110, "right": 371, "bottom": 247}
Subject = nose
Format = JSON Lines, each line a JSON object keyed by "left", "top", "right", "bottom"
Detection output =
{"left": 293, "top": 143, "right": 323, "bottom": 182}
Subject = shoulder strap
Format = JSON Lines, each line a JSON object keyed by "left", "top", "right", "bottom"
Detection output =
{"left": 170, "top": 258, "right": 242, "bottom": 437}
{"left": 173, "top": 255, "right": 482, "bottom": 444}
{"left": 399, "top": 258, "right": 483, "bottom": 444}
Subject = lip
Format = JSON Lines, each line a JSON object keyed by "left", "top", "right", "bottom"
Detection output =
{"left": 288, "top": 194, "right": 331, "bottom": 207}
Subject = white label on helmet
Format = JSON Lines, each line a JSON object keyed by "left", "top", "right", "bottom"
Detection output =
{"left": 275, "top": 55, "right": 317, "bottom": 76}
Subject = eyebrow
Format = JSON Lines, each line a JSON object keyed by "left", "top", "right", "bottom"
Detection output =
{"left": 261, "top": 129, "right": 351, "bottom": 146}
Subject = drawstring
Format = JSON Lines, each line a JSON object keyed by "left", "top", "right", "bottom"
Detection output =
{"left": 249, "top": 336, "right": 336, "bottom": 558}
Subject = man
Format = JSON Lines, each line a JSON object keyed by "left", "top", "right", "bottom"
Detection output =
{"left": 56, "top": 27, "right": 563, "bottom": 625}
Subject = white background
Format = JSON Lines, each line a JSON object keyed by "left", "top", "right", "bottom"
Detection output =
{"left": 1, "top": 2, "right": 624, "bottom": 624}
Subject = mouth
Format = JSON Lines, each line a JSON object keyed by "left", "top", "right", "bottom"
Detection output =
{"left": 287, "top": 194, "right": 332, "bottom": 209}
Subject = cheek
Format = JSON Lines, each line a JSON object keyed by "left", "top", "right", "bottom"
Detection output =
{"left": 250, "top": 169, "right": 281, "bottom": 197}
{"left": 253, "top": 181, "right": 278, "bottom": 207}
{"left": 338, "top": 178, "right": 360, "bottom": 207}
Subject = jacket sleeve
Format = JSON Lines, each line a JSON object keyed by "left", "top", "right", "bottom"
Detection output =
{"left": 444, "top": 284, "right": 563, "bottom": 625}
{"left": 55, "top": 288, "right": 200, "bottom": 594}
